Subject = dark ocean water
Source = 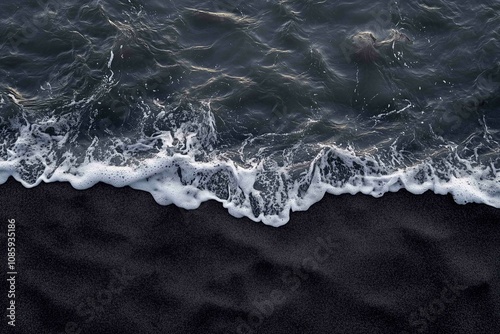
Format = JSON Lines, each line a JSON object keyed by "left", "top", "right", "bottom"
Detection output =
{"left": 1, "top": 0, "right": 499, "bottom": 225}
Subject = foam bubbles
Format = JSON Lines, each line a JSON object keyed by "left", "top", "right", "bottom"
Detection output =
{"left": 0, "top": 94, "right": 498, "bottom": 226}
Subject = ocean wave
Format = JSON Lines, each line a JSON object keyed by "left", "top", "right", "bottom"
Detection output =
{"left": 1, "top": 0, "right": 499, "bottom": 226}
{"left": 1, "top": 99, "right": 498, "bottom": 226}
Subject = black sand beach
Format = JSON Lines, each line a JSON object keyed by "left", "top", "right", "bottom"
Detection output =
{"left": 1, "top": 178, "right": 500, "bottom": 334}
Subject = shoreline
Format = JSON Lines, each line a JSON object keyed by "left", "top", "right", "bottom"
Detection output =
{"left": 1, "top": 177, "right": 499, "bottom": 333}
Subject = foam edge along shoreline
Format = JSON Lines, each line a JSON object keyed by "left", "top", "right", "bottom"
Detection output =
{"left": 0, "top": 140, "right": 498, "bottom": 227}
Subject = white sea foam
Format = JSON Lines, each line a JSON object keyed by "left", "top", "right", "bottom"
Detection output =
{"left": 0, "top": 91, "right": 498, "bottom": 226}
{"left": 0, "top": 119, "right": 499, "bottom": 227}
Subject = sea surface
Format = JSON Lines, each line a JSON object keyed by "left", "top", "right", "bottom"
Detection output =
{"left": 0, "top": 0, "right": 499, "bottom": 226}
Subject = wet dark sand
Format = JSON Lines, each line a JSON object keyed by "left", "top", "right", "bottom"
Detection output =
{"left": 1, "top": 177, "right": 499, "bottom": 334}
